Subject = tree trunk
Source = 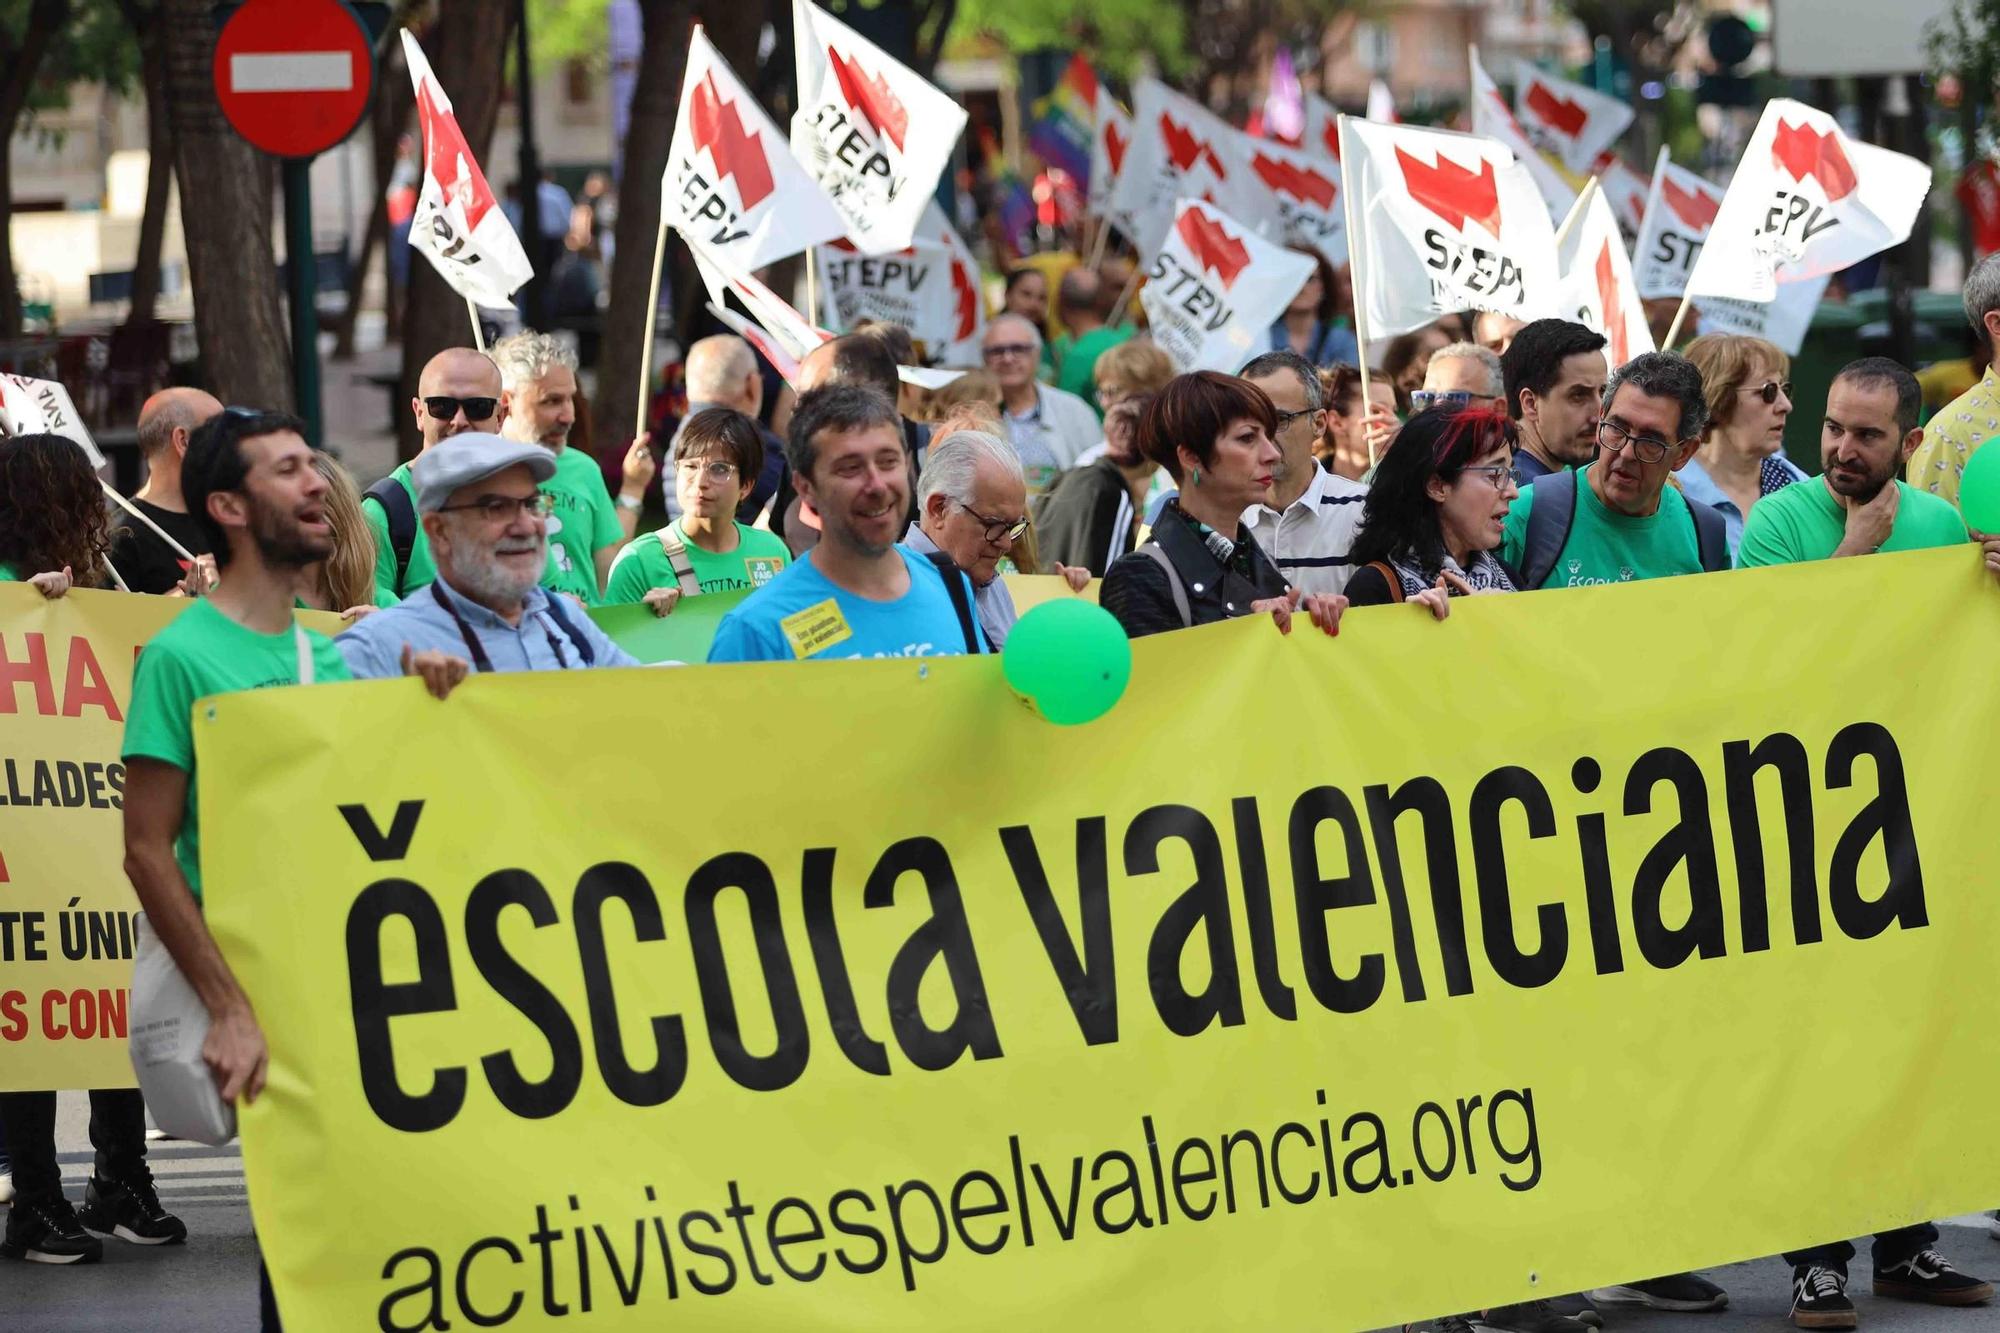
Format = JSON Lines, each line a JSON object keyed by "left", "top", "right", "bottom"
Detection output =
{"left": 160, "top": 0, "right": 292, "bottom": 407}
{"left": 595, "top": 0, "right": 693, "bottom": 458}
{"left": 0, "top": 0, "right": 72, "bottom": 342}
{"left": 394, "top": 0, "right": 517, "bottom": 461}
{"left": 332, "top": 17, "right": 415, "bottom": 360}
{"left": 125, "top": 9, "right": 172, "bottom": 329}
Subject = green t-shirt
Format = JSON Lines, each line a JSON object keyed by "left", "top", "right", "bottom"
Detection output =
{"left": 1736, "top": 478, "right": 1969, "bottom": 568}
{"left": 0, "top": 563, "right": 17, "bottom": 581}
{"left": 1500, "top": 464, "right": 1705, "bottom": 588}
{"left": 121, "top": 600, "right": 351, "bottom": 905}
{"left": 1053, "top": 326, "right": 1133, "bottom": 415}
{"left": 361, "top": 463, "right": 435, "bottom": 604}
{"left": 603, "top": 521, "right": 790, "bottom": 604}
{"left": 541, "top": 444, "right": 624, "bottom": 605}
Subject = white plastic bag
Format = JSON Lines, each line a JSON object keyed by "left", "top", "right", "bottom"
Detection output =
{"left": 128, "top": 913, "right": 236, "bottom": 1146}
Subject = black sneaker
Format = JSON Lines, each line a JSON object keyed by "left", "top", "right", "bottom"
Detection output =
{"left": 77, "top": 1173, "right": 187, "bottom": 1246}
{"left": 1792, "top": 1264, "right": 1857, "bottom": 1330}
{"left": 1547, "top": 1292, "right": 1603, "bottom": 1328}
{"left": 1590, "top": 1271, "right": 1729, "bottom": 1311}
{"left": 1477, "top": 1299, "right": 1593, "bottom": 1333}
{"left": 0, "top": 1196, "right": 104, "bottom": 1264}
{"left": 1421, "top": 1318, "right": 1477, "bottom": 1333}
{"left": 1873, "top": 1249, "right": 1995, "bottom": 1306}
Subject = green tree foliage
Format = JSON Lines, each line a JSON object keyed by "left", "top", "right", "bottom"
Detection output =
{"left": 952, "top": 0, "right": 1188, "bottom": 83}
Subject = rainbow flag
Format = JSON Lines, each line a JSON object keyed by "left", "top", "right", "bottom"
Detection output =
{"left": 1028, "top": 53, "right": 1098, "bottom": 184}
{"left": 995, "top": 169, "right": 1038, "bottom": 254}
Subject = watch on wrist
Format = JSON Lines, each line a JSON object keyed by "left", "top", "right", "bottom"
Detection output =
{"left": 616, "top": 494, "right": 643, "bottom": 511}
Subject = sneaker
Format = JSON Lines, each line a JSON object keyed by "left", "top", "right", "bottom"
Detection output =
{"left": 1547, "top": 1292, "right": 1603, "bottom": 1328}
{"left": 1591, "top": 1272, "right": 1729, "bottom": 1312}
{"left": 1989, "top": 1210, "right": 2000, "bottom": 1243}
{"left": 1792, "top": 1264, "right": 1857, "bottom": 1329}
{"left": 1478, "top": 1298, "right": 1593, "bottom": 1333}
{"left": 0, "top": 1196, "right": 104, "bottom": 1264}
{"left": 0, "top": 1171, "right": 13, "bottom": 1205}
{"left": 77, "top": 1173, "right": 187, "bottom": 1246}
{"left": 1873, "top": 1249, "right": 1995, "bottom": 1306}
{"left": 1421, "top": 1318, "right": 1478, "bottom": 1333}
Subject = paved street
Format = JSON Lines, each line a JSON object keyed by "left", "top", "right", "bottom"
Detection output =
{"left": 5, "top": 1093, "right": 1997, "bottom": 1331}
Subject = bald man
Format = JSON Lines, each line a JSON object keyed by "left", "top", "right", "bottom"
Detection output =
{"left": 667, "top": 335, "right": 784, "bottom": 523}
{"left": 108, "top": 387, "right": 225, "bottom": 593}
{"left": 363, "top": 346, "right": 507, "bottom": 600}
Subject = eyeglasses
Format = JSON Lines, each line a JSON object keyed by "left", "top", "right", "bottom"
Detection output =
{"left": 1458, "top": 463, "right": 1514, "bottom": 489}
{"left": 422, "top": 395, "right": 501, "bottom": 422}
{"left": 1744, "top": 380, "right": 1794, "bottom": 405}
{"left": 1596, "top": 418, "right": 1678, "bottom": 465}
{"left": 1272, "top": 407, "right": 1316, "bottom": 432}
{"left": 435, "top": 493, "right": 554, "bottom": 522}
{"left": 675, "top": 459, "right": 739, "bottom": 482}
{"left": 955, "top": 500, "right": 1029, "bottom": 545}
{"left": 1410, "top": 389, "right": 1499, "bottom": 413}
{"left": 983, "top": 343, "right": 1036, "bottom": 362}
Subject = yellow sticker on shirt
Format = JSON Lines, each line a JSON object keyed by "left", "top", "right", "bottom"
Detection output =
{"left": 745, "top": 557, "right": 784, "bottom": 588}
{"left": 779, "top": 597, "right": 852, "bottom": 659}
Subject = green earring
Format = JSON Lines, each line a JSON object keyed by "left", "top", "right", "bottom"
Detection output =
{"left": 1191, "top": 466, "right": 1201, "bottom": 486}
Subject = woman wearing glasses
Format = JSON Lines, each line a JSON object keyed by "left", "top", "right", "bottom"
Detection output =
{"left": 1677, "top": 334, "right": 1806, "bottom": 559}
{"left": 605, "top": 408, "right": 790, "bottom": 614}
{"left": 1100, "top": 372, "right": 1345, "bottom": 639}
{"left": 1344, "top": 407, "right": 1520, "bottom": 612}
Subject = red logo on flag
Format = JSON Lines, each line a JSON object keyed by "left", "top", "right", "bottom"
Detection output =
{"left": 690, "top": 72, "right": 774, "bottom": 211}
{"left": 1161, "top": 115, "right": 1228, "bottom": 179}
{"left": 950, "top": 255, "right": 978, "bottom": 340}
{"left": 1525, "top": 80, "right": 1588, "bottom": 138}
{"left": 1594, "top": 242, "right": 1628, "bottom": 367}
{"left": 1771, "top": 119, "right": 1857, "bottom": 202}
{"left": 417, "top": 80, "right": 496, "bottom": 230}
{"left": 1322, "top": 118, "right": 1341, "bottom": 161}
{"left": 828, "top": 47, "right": 908, "bottom": 152}
{"left": 1251, "top": 153, "right": 1336, "bottom": 208}
{"left": 1662, "top": 177, "right": 1720, "bottom": 231}
{"left": 1104, "top": 120, "right": 1130, "bottom": 176}
{"left": 1176, "top": 208, "right": 1250, "bottom": 287}
{"left": 1394, "top": 148, "right": 1502, "bottom": 236}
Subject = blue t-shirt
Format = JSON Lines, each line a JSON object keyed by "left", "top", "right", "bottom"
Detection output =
{"left": 706, "top": 545, "right": 987, "bottom": 663}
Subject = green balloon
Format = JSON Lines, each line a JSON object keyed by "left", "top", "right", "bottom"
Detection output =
{"left": 1960, "top": 438, "right": 2000, "bottom": 536}
{"left": 1001, "top": 599, "right": 1133, "bottom": 726}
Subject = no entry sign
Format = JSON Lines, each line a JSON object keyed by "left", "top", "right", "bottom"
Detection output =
{"left": 213, "top": 0, "right": 374, "bottom": 159}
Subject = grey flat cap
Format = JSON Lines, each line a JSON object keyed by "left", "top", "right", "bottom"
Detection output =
{"left": 413, "top": 433, "right": 557, "bottom": 512}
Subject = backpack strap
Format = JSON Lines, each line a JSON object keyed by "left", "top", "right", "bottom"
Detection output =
{"left": 653, "top": 525, "right": 703, "bottom": 595}
{"left": 1686, "top": 495, "right": 1730, "bottom": 573}
{"left": 537, "top": 593, "right": 597, "bottom": 666}
{"left": 364, "top": 475, "right": 418, "bottom": 595}
{"left": 922, "top": 550, "right": 985, "bottom": 655}
{"left": 1137, "top": 541, "right": 1192, "bottom": 628}
{"left": 1512, "top": 468, "right": 1579, "bottom": 590}
{"left": 1366, "top": 561, "right": 1406, "bottom": 603}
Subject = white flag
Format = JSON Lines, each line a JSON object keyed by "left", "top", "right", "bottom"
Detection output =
{"left": 1514, "top": 68, "right": 1634, "bottom": 176}
{"left": 667, "top": 26, "right": 845, "bottom": 281}
{"left": 1140, "top": 200, "right": 1315, "bottom": 373}
{"left": 402, "top": 30, "right": 534, "bottom": 310}
{"left": 687, "top": 238, "right": 832, "bottom": 367}
{"left": 1468, "top": 49, "right": 1574, "bottom": 224}
{"left": 1366, "top": 79, "right": 1397, "bottom": 125}
{"left": 0, "top": 375, "right": 104, "bottom": 469}
{"left": 1556, "top": 186, "right": 1654, "bottom": 370}
{"left": 1108, "top": 79, "right": 1248, "bottom": 259}
{"left": 1694, "top": 274, "right": 1831, "bottom": 356}
{"left": 1237, "top": 136, "right": 1347, "bottom": 266}
{"left": 1685, "top": 98, "right": 1930, "bottom": 303}
{"left": 1302, "top": 91, "right": 1344, "bottom": 163}
{"left": 1631, "top": 150, "right": 1726, "bottom": 300}
{"left": 917, "top": 199, "right": 985, "bottom": 366}
{"left": 1089, "top": 86, "right": 1135, "bottom": 227}
{"left": 1343, "top": 118, "right": 1559, "bottom": 337}
{"left": 1593, "top": 152, "right": 1654, "bottom": 235}
{"left": 814, "top": 236, "right": 957, "bottom": 342}
{"left": 789, "top": 0, "right": 967, "bottom": 255}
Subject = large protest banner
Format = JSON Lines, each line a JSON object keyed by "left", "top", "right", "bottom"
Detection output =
{"left": 0, "top": 587, "right": 343, "bottom": 1091}
{"left": 200, "top": 547, "right": 2000, "bottom": 1331}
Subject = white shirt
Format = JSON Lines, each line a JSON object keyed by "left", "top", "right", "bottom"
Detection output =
{"left": 1002, "top": 384, "right": 1100, "bottom": 495}
{"left": 1241, "top": 464, "right": 1369, "bottom": 596}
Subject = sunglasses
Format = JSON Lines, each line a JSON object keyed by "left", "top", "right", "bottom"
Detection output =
{"left": 1745, "top": 380, "right": 1793, "bottom": 405}
{"left": 423, "top": 395, "right": 501, "bottom": 422}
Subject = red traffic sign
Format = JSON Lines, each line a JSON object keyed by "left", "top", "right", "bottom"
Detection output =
{"left": 213, "top": 0, "right": 374, "bottom": 159}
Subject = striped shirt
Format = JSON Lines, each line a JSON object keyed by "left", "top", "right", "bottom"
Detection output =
{"left": 1240, "top": 463, "right": 1369, "bottom": 596}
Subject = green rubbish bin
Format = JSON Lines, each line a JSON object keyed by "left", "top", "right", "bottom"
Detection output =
{"left": 1784, "top": 300, "right": 1867, "bottom": 477}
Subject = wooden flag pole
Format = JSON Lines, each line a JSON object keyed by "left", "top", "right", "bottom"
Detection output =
{"left": 98, "top": 476, "right": 197, "bottom": 565}
{"left": 1336, "top": 113, "right": 1382, "bottom": 469}
{"left": 1661, "top": 296, "right": 1693, "bottom": 351}
{"left": 1110, "top": 262, "right": 1143, "bottom": 328}
{"left": 1553, "top": 175, "right": 1600, "bottom": 249}
{"left": 805, "top": 247, "right": 821, "bottom": 327}
{"left": 465, "top": 297, "right": 486, "bottom": 351}
{"left": 635, "top": 219, "right": 671, "bottom": 440}
{"left": 1085, "top": 213, "right": 1111, "bottom": 271}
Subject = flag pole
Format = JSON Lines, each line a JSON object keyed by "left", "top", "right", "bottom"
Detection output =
{"left": 635, "top": 219, "right": 671, "bottom": 440}
{"left": 1085, "top": 213, "right": 1111, "bottom": 271}
{"left": 805, "top": 246, "right": 821, "bottom": 327}
{"left": 98, "top": 476, "right": 198, "bottom": 566}
{"left": 1661, "top": 296, "right": 1693, "bottom": 351}
{"left": 1110, "top": 261, "right": 1143, "bottom": 328}
{"left": 1554, "top": 175, "right": 1599, "bottom": 249}
{"left": 1336, "top": 113, "right": 1381, "bottom": 469}
{"left": 465, "top": 298, "right": 486, "bottom": 352}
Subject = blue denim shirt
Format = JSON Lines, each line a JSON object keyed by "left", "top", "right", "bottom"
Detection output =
{"left": 1676, "top": 453, "right": 1810, "bottom": 559}
{"left": 337, "top": 575, "right": 641, "bottom": 678}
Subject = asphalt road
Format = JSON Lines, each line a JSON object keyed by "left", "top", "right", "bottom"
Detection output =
{"left": 4, "top": 1095, "right": 1997, "bottom": 1331}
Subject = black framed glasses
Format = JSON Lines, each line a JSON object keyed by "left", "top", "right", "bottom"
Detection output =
{"left": 982, "top": 343, "right": 1036, "bottom": 362}
{"left": 1411, "top": 389, "right": 1500, "bottom": 413}
{"left": 955, "top": 500, "right": 1029, "bottom": 544}
{"left": 1272, "top": 407, "right": 1316, "bottom": 432}
{"left": 435, "top": 494, "right": 554, "bottom": 522}
{"left": 1745, "top": 380, "right": 1794, "bottom": 405}
{"left": 1596, "top": 419, "right": 1677, "bottom": 465}
{"left": 423, "top": 395, "right": 501, "bottom": 422}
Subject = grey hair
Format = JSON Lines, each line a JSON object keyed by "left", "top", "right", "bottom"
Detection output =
{"left": 918, "top": 429, "right": 1024, "bottom": 508}
{"left": 1238, "top": 349, "right": 1323, "bottom": 411}
{"left": 489, "top": 330, "right": 579, "bottom": 392}
{"left": 986, "top": 313, "right": 1044, "bottom": 352}
{"left": 1425, "top": 342, "right": 1504, "bottom": 397}
{"left": 685, "top": 335, "right": 756, "bottom": 401}
{"left": 1965, "top": 251, "right": 2000, "bottom": 345}
{"left": 1601, "top": 350, "right": 1708, "bottom": 442}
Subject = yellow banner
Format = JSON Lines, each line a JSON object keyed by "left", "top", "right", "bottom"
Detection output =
{"left": 198, "top": 548, "right": 2000, "bottom": 1331}
{"left": 0, "top": 585, "right": 340, "bottom": 1091}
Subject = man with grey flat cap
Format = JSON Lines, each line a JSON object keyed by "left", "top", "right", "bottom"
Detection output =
{"left": 337, "top": 434, "right": 640, "bottom": 679}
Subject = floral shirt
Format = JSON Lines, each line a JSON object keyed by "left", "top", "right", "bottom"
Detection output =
{"left": 1908, "top": 365, "right": 2000, "bottom": 505}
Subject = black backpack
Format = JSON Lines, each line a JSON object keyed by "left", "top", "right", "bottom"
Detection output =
{"left": 1507, "top": 469, "right": 1729, "bottom": 590}
{"left": 363, "top": 475, "right": 419, "bottom": 595}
